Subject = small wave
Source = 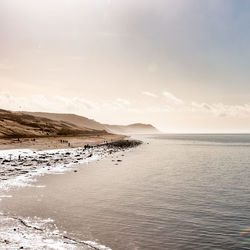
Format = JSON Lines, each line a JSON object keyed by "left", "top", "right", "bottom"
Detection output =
{"left": 0, "top": 214, "right": 111, "bottom": 250}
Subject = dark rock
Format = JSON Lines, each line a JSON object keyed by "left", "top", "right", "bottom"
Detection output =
{"left": 20, "top": 171, "right": 29, "bottom": 174}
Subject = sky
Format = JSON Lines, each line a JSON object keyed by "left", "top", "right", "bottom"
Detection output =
{"left": 1, "top": 0, "right": 250, "bottom": 132}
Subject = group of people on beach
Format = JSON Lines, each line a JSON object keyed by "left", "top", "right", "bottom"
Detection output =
{"left": 60, "top": 139, "right": 71, "bottom": 147}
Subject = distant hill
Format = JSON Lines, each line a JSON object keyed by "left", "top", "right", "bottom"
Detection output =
{"left": 104, "top": 123, "right": 159, "bottom": 134}
{"left": 0, "top": 109, "right": 107, "bottom": 138}
{"left": 28, "top": 112, "right": 104, "bottom": 130}
{"left": 24, "top": 111, "right": 160, "bottom": 134}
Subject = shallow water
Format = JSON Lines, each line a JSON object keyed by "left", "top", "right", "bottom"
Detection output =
{"left": 1, "top": 134, "right": 250, "bottom": 249}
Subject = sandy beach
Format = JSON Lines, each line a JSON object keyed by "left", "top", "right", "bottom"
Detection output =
{"left": 0, "top": 137, "right": 142, "bottom": 249}
{"left": 0, "top": 134, "right": 126, "bottom": 151}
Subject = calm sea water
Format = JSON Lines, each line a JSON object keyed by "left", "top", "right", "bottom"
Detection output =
{"left": 2, "top": 134, "right": 250, "bottom": 249}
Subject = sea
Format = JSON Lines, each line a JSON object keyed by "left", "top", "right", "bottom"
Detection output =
{"left": 1, "top": 134, "right": 250, "bottom": 249}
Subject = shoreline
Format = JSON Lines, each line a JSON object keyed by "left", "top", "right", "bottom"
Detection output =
{"left": 0, "top": 134, "right": 126, "bottom": 151}
{"left": 0, "top": 138, "right": 142, "bottom": 249}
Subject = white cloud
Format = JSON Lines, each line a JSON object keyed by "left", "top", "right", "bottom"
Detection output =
{"left": 142, "top": 91, "right": 158, "bottom": 98}
{"left": 116, "top": 98, "right": 130, "bottom": 106}
{"left": 54, "top": 96, "right": 96, "bottom": 110}
{"left": 191, "top": 102, "right": 250, "bottom": 117}
{"left": 191, "top": 102, "right": 213, "bottom": 111}
{"left": 2, "top": 91, "right": 250, "bottom": 122}
{"left": 0, "top": 92, "right": 132, "bottom": 116}
{"left": 163, "top": 91, "right": 183, "bottom": 105}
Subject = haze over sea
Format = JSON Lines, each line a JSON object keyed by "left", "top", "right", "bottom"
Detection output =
{"left": 2, "top": 134, "right": 250, "bottom": 250}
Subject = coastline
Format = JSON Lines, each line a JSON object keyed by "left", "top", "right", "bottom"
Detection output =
{"left": 0, "top": 134, "right": 126, "bottom": 151}
{"left": 0, "top": 137, "right": 142, "bottom": 249}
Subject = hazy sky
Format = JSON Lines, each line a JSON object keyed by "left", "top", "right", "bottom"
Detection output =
{"left": 1, "top": 0, "right": 250, "bottom": 132}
